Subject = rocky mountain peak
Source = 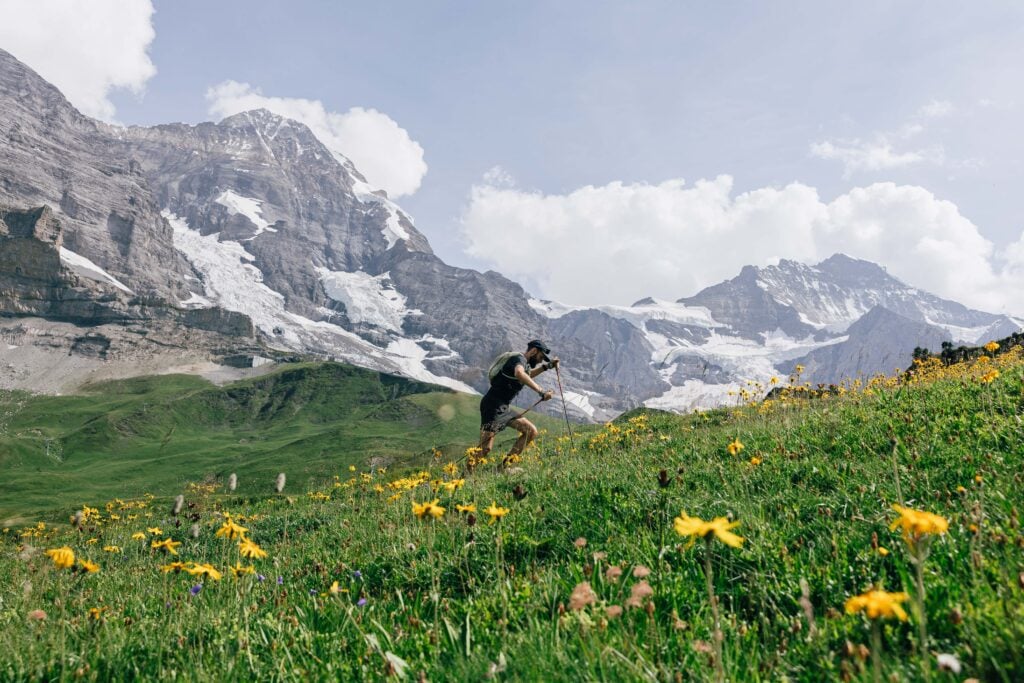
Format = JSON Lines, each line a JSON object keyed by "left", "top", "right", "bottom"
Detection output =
{"left": 815, "top": 253, "right": 896, "bottom": 288}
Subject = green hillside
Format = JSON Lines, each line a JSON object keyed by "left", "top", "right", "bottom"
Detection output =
{"left": 0, "top": 363, "right": 555, "bottom": 523}
{"left": 1, "top": 347, "right": 1022, "bottom": 681}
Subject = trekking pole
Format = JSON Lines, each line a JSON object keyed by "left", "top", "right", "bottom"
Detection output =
{"left": 554, "top": 364, "right": 576, "bottom": 451}
{"left": 499, "top": 396, "right": 546, "bottom": 432}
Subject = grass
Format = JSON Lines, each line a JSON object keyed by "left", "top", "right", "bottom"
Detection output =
{"left": 0, "top": 362, "right": 556, "bottom": 523}
{"left": 0, "top": 347, "right": 1022, "bottom": 681}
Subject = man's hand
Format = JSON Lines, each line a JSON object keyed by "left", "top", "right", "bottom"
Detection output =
{"left": 549, "top": 358, "right": 560, "bottom": 370}
{"left": 540, "top": 390, "right": 553, "bottom": 401}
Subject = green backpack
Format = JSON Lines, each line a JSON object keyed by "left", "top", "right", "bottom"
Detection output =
{"left": 487, "top": 351, "right": 521, "bottom": 383}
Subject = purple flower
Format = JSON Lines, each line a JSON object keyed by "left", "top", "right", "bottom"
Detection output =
{"left": 357, "top": 598, "right": 367, "bottom": 607}
{"left": 309, "top": 588, "right": 317, "bottom": 595}
{"left": 165, "top": 601, "right": 172, "bottom": 609}
{"left": 277, "top": 576, "right": 284, "bottom": 585}
{"left": 352, "top": 570, "right": 362, "bottom": 579}
{"left": 190, "top": 584, "right": 202, "bottom": 596}
{"left": 257, "top": 574, "right": 266, "bottom": 582}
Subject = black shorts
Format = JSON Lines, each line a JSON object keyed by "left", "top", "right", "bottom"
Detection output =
{"left": 480, "top": 396, "right": 515, "bottom": 432}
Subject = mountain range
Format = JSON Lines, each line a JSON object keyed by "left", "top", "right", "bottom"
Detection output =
{"left": 0, "top": 47, "right": 1020, "bottom": 419}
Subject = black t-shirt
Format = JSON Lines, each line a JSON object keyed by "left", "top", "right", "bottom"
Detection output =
{"left": 484, "top": 353, "right": 528, "bottom": 405}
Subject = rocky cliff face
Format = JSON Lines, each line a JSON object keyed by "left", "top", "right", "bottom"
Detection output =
{"left": 0, "top": 48, "right": 195, "bottom": 301}
{"left": 0, "top": 204, "right": 253, "bottom": 335}
{"left": 777, "top": 306, "right": 953, "bottom": 385}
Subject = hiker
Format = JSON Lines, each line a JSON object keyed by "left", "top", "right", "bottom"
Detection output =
{"left": 478, "top": 339, "right": 559, "bottom": 468}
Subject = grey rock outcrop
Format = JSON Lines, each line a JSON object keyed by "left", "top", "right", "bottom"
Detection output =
{"left": 0, "top": 48, "right": 195, "bottom": 300}
{"left": 778, "top": 306, "right": 952, "bottom": 385}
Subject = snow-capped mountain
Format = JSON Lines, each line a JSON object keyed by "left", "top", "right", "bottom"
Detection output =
{"left": 0, "top": 48, "right": 1020, "bottom": 418}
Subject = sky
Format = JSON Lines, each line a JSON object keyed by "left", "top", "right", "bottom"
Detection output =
{"left": 0, "top": 0, "right": 1022, "bottom": 314}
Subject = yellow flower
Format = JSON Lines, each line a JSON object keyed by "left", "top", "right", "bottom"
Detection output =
{"left": 78, "top": 558, "right": 100, "bottom": 573}
{"left": 749, "top": 456, "right": 762, "bottom": 466}
{"left": 238, "top": 538, "right": 267, "bottom": 559}
{"left": 484, "top": 502, "right": 510, "bottom": 524}
{"left": 349, "top": 465, "right": 356, "bottom": 472}
{"left": 845, "top": 590, "right": 909, "bottom": 620}
{"left": 230, "top": 562, "right": 256, "bottom": 578}
{"left": 131, "top": 532, "right": 146, "bottom": 541}
{"left": 889, "top": 505, "right": 949, "bottom": 542}
{"left": 878, "top": 547, "right": 889, "bottom": 556}
{"left": 87, "top": 607, "right": 106, "bottom": 621}
{"left": 456, "top": 504, "right": 477, "bottom": 514}
{"left": 673, "top": 512, "right": 744, "bottom": 548}
{"left": 215, "top": 518, "right": 249, "bottom": 541}
{"left": 984, "top": 341, "right": 999, "bottom": 353}
{"left": 974, "top": 474, "right": 983, "bottom": 484}
{"left": 161, "top": 561, "right": 188, "bottom": 573}
{"left": 45, "top": 546, "right": 75, "bottom": 569}
{"left": 980, "top": 369, "right": 1000, "bottom": 384}
{"left": 86, "top": 538, "right": 98, "bottom": 545}
{"left": 727, "top": 438, "right": 744, "bottom": 456}
{"left": 151, "top": 538, "right": 181, "bottom": 555}
{"left": 412, "top": 499, "right": 446, "bottom": 520}
{"left": 443, "top": 462, "right": 459, "bottom": 476}
{"left": 441, "top": 479, "right": 465, "bottom": 493}
{"left": 102, "top": 545, "right": 121, "bottom": 553}
{"left": 186, "top": 563, "right": 222, "bottom": 581}
{"left": 147, "top": 527, "right": 162, "bottom": 536}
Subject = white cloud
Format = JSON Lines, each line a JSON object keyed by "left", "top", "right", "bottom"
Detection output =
{"left": 809, "top": 140, "right": 941, "bottom": 177}
{"left": 811, "top": 100, "right": 958, "bottom": 177}
{"left": 206, "top": 81, "right": 427, "bottom": 198}
{"left": 0, "top": 0, "right": 156, "bottom": 121}
{"left": 460, "top": 174, "right": 1024, "bottom": 316}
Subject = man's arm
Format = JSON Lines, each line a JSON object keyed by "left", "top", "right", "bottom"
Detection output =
{"left": 514, "top": 364, "right": 552, "bottom": 400}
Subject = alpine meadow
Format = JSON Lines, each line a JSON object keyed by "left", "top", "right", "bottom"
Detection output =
{"left": 3, "top": 3, "right": 1024, "bottom": 682}
{"left": 1, "top": 341, "right": 1022, "bottom": 681}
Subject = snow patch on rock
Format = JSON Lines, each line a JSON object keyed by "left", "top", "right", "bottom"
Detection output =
{"left": 215, "top": 190, "right": 276, "bottom": 239}
{"left": 351, "top": 179, "right": 410, "bottom": 249}
{"left": 165, "top": 210, "right": 473, "bottom": 393}
{"left": 316, "top": 268, "right": 418, "bottom": 332}
{"left": 385, "top": 337, "right": 475, "bottom": 392}
{"left": 59, "top": 247, "right": 134, "bottom": 294}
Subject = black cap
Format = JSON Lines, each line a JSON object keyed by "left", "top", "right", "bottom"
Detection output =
{"left": 527, "top": 339, "right": 551, "bottom": 358}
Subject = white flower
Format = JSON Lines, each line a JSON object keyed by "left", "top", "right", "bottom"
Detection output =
{"left": 936, "top": 653, "right": 961, "bottom": 674}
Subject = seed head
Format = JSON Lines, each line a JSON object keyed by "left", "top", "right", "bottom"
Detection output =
{"left": 275, "top": 473, "right": 286, "bottom": 494}
{"left": 228, "top": 473, "right": 237, "bottom": 492}
{"left": 171, "top": 495, "right": 184, "bottom": 517}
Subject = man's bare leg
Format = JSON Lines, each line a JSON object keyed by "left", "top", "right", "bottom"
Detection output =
{"left": 471, "top": 429, "right": 496, "bottom": 472}
{"left": 501, "top": 417, "right": 538, "bottom": 467}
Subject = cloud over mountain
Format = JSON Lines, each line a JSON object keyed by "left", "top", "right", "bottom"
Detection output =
{"left": 0, "top": 0, "right": 157, "bottom": 121}
{"left": 461, "top": 174, "right": 1024, "bottom": 315}
{"left": 206, "top": 81, "right": 427, "bottom": 198}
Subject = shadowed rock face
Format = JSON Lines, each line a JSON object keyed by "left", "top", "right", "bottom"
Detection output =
{"left": 679, "top": 265, "right": 820, "bottom": 341}
{"left": 778, "top": 306, "right": 952, "bottom": 385}
{"left": 0, "top": 48, "right": 195, "bottom": 300}
{"left": 0, "top": 205, "right": 253, "bottom": 337}
{"left": 547, "top": 309, "right": 667, "bottom": 400}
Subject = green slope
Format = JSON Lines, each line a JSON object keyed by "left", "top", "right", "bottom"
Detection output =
{"left": 0, "top": 363, "right": 556, "bottom": 523}
{"left": 0, "top": 349, "right": 1021, "bottom": 680}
